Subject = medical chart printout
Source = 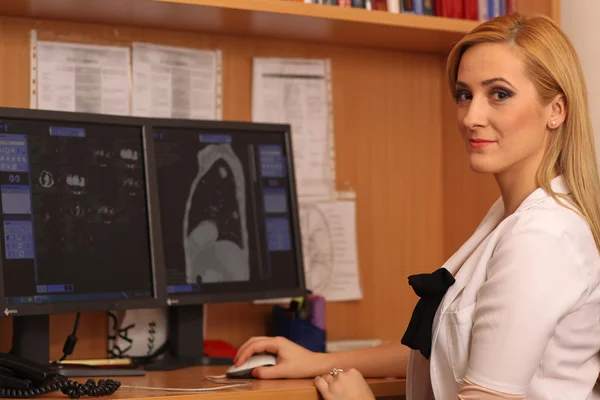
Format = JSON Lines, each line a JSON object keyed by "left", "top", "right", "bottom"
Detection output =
{"left": 252, "top": 58, "right": 335, "bottom": 202}
{"left": 255, "top": 198, "right": 363, "bottom": 303}
{"left": 132, "top": 43, "right": 221, "bottom": 120}
{"left": 35, "top": 40, "right": 131, "bottom": 115}
{"left": 298, "top": 199, "right": 362, "bottom": 302}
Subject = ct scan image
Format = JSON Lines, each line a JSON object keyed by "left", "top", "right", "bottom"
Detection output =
{"left": 182, "top": 143, "right": 250, "bottom": 284}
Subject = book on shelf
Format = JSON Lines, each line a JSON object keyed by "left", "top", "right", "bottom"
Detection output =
{"left": 284, "top": 0, "right": 517, "bottom": 21}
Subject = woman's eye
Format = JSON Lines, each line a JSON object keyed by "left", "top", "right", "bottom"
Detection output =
{"left": 491, "top": 90, "right": 511, "bottom": 101}
{"left": 455, "top": 91, "right": 471, "bottom": 102}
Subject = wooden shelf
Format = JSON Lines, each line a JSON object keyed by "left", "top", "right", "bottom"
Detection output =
{"left": 0, "top": 0, "right": 478, "bottom": 53}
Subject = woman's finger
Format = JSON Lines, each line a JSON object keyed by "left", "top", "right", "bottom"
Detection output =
{"left": 234, "top": 338, "right": 279, "bottom": 366}
{"left": 235, "top": 336, "right": 270, "bottom": 359}
{"left": 313, "top": 376, "right": 331, "bottom": 400}
{"left": 323, "top": 373, "right": 335, "bottom": 386}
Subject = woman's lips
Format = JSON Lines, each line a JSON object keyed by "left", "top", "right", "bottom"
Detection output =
{"left": 469, "top": 139, "right": 495, "bottom": 148}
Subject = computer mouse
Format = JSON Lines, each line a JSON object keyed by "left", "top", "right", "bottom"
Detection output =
{"left": 225, "top": 353, "right": 277, "bottom": 379}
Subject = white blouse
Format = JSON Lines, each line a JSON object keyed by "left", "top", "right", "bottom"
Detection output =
{"left": 406, "top": 176, "right": 600, "bottom": 400}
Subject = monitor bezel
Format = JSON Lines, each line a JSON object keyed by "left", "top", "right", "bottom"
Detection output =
{"left": 0, "top": 107, "right": 167, "bottom": 317}
{"left": 147, "top": 118, "right": 307, "bottom": 306}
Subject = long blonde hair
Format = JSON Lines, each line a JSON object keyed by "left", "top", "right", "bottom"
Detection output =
{"left": 446, "top": 12, "right": 600, "bottom": 253}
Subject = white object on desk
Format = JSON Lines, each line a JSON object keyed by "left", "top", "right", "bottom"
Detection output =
{"left": 225, "top": 353, "right": 277, "bottom": 379}
{"left": 326, "top": 339, "right": 383, "bottom": 353}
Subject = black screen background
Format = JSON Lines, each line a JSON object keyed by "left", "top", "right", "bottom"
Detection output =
{"left": 0, "top": 119, "right": 154, "bottom": 302}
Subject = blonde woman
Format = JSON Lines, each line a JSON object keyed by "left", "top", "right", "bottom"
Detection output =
{"left": 234, "top": 13, "right": 600, "bottom": 400}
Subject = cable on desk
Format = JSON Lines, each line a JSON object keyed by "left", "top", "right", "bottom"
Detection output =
{"left": 120, "top": 376, "right": 252, "bottom": 392}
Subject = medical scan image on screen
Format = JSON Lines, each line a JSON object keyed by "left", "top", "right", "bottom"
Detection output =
{"left": 186, "top": 142, "right": 249, "bottom": 283}
{"left": 153, "top": 128, "right": 300, "bottom": 295}
{"left": 0, "top": 119, "right": 154, "bottom": 306}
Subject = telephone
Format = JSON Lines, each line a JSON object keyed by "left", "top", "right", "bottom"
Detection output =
{"left": 0, "top": 353, "right": 121, "bottom": 398}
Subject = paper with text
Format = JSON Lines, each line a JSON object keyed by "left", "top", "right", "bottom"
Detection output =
{"left": 252, "top": 58, "right": 335, "bottom": 201}
{"left": 300, "top": 200, "right": 362, "bottom": 301}
{"left": 255, "top": 199, "right": 362, "bottom": 304}
{"left": 132, "top": 43, "right": 221, "bottom": 120}
{"left": 35, "top": 40, "right": 131, "bottom": 115}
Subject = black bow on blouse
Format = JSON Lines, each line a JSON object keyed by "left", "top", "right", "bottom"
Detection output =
{"left": 401, "top": 268, "right": 455, "bottom": 360}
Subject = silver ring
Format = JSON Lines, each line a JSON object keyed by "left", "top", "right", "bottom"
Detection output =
{"left": 330, "top": 368, "right": 344, "bottom": 377}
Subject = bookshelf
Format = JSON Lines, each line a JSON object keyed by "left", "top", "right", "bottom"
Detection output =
{"left": 0, "top": 0, "right": 559, "bottom": 360}
{"left": 0, "top": 0, "right": 479, "bottom": 53}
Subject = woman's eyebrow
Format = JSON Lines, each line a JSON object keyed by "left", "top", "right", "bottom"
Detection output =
{"left": 456, "top": 77, "right": 516, "bottom": 90}
{"left": 481, "top": 77, "right": 516, "bottom": 89}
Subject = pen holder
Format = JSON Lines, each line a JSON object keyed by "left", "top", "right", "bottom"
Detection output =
{"left": 271, "top": 305, "right": 326, "bottom": 353}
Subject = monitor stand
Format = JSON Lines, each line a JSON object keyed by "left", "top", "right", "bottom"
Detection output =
{"left": 12, "top": 314, "right": 50, "bottom": 366}
{"left": 144, "top": 304, "right": 233, "bottom": 371}
{"left": 11, "top": 314, "right": 145, "bottom": 377}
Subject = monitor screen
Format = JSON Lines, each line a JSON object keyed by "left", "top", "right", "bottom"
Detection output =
{"left": 152, "top": 124, "right": 304, "bottom": 302}
{"left": 0, "top": 116, "right": 156, "bottom": 309}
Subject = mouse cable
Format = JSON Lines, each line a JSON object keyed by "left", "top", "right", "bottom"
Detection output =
{"left": 119, "top": 376, "right": 251, "bottom": 392}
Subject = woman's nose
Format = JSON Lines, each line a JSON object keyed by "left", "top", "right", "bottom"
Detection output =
{"left": 462, "top": 98, "right": 487, "bottom": 129}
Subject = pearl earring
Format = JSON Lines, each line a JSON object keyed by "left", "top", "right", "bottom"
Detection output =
{"left": 551, "top": 121, "right": 556, "bottom": 127}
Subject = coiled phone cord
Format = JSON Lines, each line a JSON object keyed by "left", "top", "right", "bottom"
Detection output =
{"left": 0, "top": 378, "right": 120, "bottom": 399}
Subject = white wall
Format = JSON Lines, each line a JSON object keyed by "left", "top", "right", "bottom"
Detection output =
{"left": 561, "top": 1, "right": 600, "bottom": 167}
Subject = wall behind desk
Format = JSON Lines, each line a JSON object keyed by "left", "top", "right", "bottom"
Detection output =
{"left": 0, "top": 16, "right": 446, "bottom": 359}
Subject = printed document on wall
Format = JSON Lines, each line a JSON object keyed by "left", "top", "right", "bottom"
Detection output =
{"left": 299, "top": 200, "right": 362, "bottom": 301}
{"left": 252, "top": 58, "right": 335, "bottom": 201}
{"left": 33, "top": 39, "right": 131, "bottom": 115}
{"left": 255, "top": 199, "right": 362, "bottom": 304}
{"left": 132, "top": 43, "right": 222, "bottom": 120}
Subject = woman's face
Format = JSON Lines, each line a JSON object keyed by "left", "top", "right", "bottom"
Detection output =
{"left": 455, "top": 42, "right": 555, "bottom": 176}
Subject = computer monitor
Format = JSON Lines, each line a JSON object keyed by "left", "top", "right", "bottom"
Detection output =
{"left": 0, "top": 107, "right": 166, "bottom": 365}
{"left": 146, "top": 119, "right": 306, "bottom": 369}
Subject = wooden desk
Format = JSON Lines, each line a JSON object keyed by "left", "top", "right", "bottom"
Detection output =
{"left": 55, "top": 366, "right": 406, "bottom": 400}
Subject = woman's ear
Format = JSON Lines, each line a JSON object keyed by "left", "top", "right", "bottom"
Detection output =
{"left": 548, "top": 94, "right": 567, "bottom": 130}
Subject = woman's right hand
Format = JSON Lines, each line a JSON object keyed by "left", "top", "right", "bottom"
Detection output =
{"left": 234, "top": 336, "right": 330, "bottom": 379}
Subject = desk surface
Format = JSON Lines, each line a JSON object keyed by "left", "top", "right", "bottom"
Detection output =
{"left": 53, "top": 366, "right": 406, "bottom": 400}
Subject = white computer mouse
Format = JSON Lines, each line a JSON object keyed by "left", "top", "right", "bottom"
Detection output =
{"left": 225, "top": 353, "right": 277, "bottom": 378}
